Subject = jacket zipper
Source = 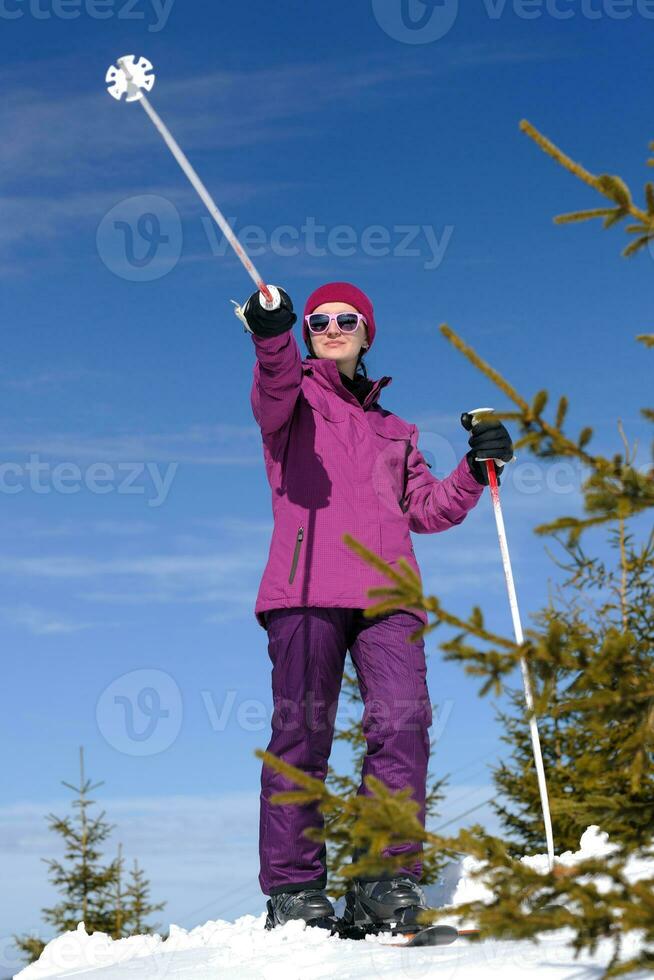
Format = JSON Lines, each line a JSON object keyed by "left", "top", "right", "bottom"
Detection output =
{"left": 288, "top": 525, "right": 304, "bottom": 584}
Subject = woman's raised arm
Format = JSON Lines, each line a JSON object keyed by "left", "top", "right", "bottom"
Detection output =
{"left": 243, "top": 287, "right": 303, "bottom": 439}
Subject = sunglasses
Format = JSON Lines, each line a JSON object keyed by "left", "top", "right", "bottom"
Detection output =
{"left": 305, "top": 312, "right": 367, "bottom": 335}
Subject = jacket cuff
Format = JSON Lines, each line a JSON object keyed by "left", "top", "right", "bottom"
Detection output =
{"left": 457, "top": 454, "right": 486, "bottom": 495}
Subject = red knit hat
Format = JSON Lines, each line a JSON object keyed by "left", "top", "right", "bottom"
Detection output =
{"left": 302, "top": 282, "right": 376, "bottom": 352}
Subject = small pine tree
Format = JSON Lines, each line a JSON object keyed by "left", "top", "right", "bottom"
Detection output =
{"left": 40, "top": 746, "right": 120, "bottom": 936}
{"left": 14, "top": 748, "right": 166, "bottom": 964}
{"left": 123, "top": 859, "right": 166, "bottom": 934}
{"left": 112, "top": 842, "right": 126, "bottom": 940}
{"left": 13, "top": 936, "right": 46, "bottom": 964}
{"left": 492, "top": 525, "right": 654, "bottom": 856}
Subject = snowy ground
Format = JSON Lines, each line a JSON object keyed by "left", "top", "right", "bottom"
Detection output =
{"left": 15, "top": 828, "right": 651, "bottom": 980}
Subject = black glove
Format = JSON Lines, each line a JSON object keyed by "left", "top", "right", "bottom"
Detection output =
{"left": 461, "top": 412, "right": 514, "bottom": 486}
{"left": 243, "top": 287, "right": 296, "bottom": 338}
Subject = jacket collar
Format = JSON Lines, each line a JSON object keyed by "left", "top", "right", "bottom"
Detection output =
{"left": 302, "top": 356, "right": 392, "bottom": 410}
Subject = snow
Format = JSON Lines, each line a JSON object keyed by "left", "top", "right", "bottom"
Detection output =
{"left": 15, "top": 827, "right": 651, "bottom": 980}
{"left": 449, "top": 824, "right": 649, "bottom": 905}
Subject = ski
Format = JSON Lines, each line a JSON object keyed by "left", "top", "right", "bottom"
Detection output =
{"left": 331, "top": 918, "right": 466, "bottom": 946}
{"left": 380, "top": 924, "right": 461, "bottom": 947}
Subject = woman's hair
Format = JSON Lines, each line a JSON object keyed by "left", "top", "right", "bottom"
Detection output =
{"left": 354, "top": 349, "right": 369, "bottom": 378}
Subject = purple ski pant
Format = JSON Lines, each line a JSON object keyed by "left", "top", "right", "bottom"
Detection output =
{"left": 259, "top": 606, "right": 433, "bottom": 897}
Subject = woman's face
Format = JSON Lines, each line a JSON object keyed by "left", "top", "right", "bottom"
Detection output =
{"left": 309, "top": 302, "right": 369, "bottom": 372}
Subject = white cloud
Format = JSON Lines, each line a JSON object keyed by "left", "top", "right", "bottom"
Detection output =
{"left": 445, "top": 40, "right": 564, "bottom": 69}
{"left": 0, "top": 180, "right": 273, "bottom": 261}
{"left": 2, "top": 518, "right": 156, "bottom": 538}
{"left": 192, "top": 517, "right": 273, "bottom": 536}
{"left": 0, "top": 367, "right": 108, "bottom": 392}
{"left": 3, "top": 47, "right": 540, "bottom": 278}
{"left": 2, "top": 55, "right": 433, "bottom": 176}
{"left": 0, "top": 513, "right": 271, "bottom": 617}
{"left": 80, "top": 586, "right": 256, "bottom": 609}
{"left": 0, "top": 552, "right": 261, "bottom": 580}
{"left": 0, "top": 603, "right": 105, "bottom": 636}
{"left": 0, "top": 55, "right": 430, "bottom": 275}
{"left": 0, "top": 546, "right": 262, "bottom": 617}
{"left": 0, "top": 791, "right": 261, "bottom": 855}
{"left": 0, "top": 422, "right": 261, "bottom": 465}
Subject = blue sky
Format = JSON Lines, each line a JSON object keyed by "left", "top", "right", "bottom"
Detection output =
{"left": 1, "top": 0, "right": 652, "bottom": 957}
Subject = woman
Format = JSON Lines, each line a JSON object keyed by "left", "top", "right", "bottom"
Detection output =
{"left": 241, "top": 281, "right": 513, "bottom": 932}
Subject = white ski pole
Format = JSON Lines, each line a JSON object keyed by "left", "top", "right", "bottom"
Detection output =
{"left": 463, "top": 407, "right": 555, "bottom": 872}
{"left": 104, "top": 54, "right": 280, "bottom": 312}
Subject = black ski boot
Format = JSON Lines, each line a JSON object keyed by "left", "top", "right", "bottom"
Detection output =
{"left": 342, "top": 876, "right": 429, "bottom": 936}
{"left": 265, "top": 887, "right": 337, "bottom": 931}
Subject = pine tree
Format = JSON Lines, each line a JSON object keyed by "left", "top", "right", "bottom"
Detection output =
{"left": 112, "top": 842, "right": 126, "bottom": 940}
{"left": 492, "top": 525, "right": 654, "bottom": 856}
{"left": 14, "top": 748, "right": 166, "bottom": 964}
{"left": 13, "top": 936, "right": 46, "bottom": 964}
{"left": 123, "top": 859, "right": 166, "bottom": 934}
{"left": 40, "top": 746, "right": 120, "bottom": 936}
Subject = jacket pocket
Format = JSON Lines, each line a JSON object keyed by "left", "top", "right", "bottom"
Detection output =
{"left": 288, "top": 525, "right": 304, "bottom": 584}
{"left": 367, "top": 414, "right": 411, "bottom": 514}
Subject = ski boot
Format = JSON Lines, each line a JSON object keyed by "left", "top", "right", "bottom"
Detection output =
{"left": 342, "top": 876, "right": 429, "bottom": 937}
{"left": 264, "top": 887, "right": 337, "bottom": 932}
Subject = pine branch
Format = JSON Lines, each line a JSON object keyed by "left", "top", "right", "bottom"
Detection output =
{"left": 519, "top": 119, "right": 654, "bottom": 257}
{"left": 439, "top": 324, "right": 598, "bottom": 467}
{"left": 520, "top": 120, "right": 648, "bottom": 222}
{"left": 437, "top": 325, "right": 654, "bottom": 544}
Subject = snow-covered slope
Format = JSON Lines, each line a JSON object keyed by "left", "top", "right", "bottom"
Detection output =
{"left": 15, "top": 827, "right": 651, "bottom": 980}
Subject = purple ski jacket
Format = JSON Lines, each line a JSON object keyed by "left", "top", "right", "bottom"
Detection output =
{"left": 250, "top": 329, "right": 485, "bottom": 631}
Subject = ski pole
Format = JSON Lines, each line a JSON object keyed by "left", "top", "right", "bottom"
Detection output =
{"left": 463, "top": 407, "right": 555, "bottom": 872}
{"left": 104, "top": 54, "right": 279, "bottom": 311}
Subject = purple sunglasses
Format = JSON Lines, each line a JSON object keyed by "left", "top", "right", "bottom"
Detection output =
{"left": 305, "top": 312, "right": 367, "bottom": 335}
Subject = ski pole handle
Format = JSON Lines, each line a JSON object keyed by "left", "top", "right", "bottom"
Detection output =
{"left": 461, "top": 406, "right": 495, "bottom": 436}
{"left": 460, "top": 406, "right": 515, "bottom": 469}
{"left": 259, "top": 285, "right": 281, "bottom": 311}
{"left": 230, "top": 284, "right": 286, "bottom": 333}
{"left": 461, "top": 406, "right": 498, "bottom": 474}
